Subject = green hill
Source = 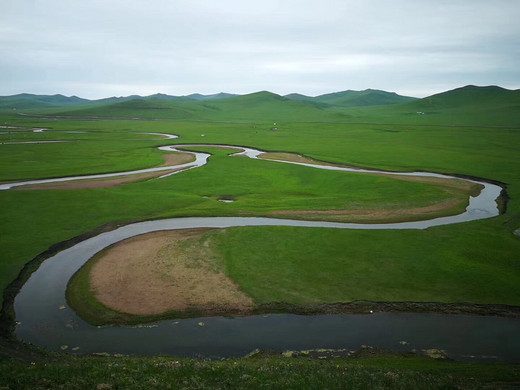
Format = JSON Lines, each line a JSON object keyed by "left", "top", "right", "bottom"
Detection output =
{"left": 186, "top": 92, "right": 239, "bottom": 101}
{"left": 411, "top": 85, "right": 520, "bottom": 110}
{"left": 0, "top": 93, "right": 89, "bottom": 110}
{"left": 7, "top": 86, "right": 519, "bottom": 126}
{"left": 283, "top": 93, "right": 314, "bottom": 101}
{"left": 52, "top": 98, "right": 211, "bottom": 120}
{"left": 315, "top": 89, "right": 417, "bottom": 107}
{"left": 285, "top": 89, "right": 417, "bottom": 107}
{"left": 398, "top": 85, "right": 520, "bottom": 126}
{"left": 342, "top": 85, "right": 520, "bottom": 127}
{"left": 196, "top": 91, "right": 336, "bottom": 121}
{"left": 49, "top": 91, "right": 347, "bottom": 121}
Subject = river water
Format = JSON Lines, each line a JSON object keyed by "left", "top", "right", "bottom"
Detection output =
{"left": 11, "top": 143, "right": 518, "bottom": 362}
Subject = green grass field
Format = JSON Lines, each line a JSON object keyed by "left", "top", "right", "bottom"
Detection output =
{"left": 0, "top": 85, "right": 519, "bottom": 386}
{"left": 1, "top": 352, "right": 519, "bottom": 389}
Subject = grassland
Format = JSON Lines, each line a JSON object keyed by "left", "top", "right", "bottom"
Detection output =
{"left": 0, "top": 143, "right": 480, "bottom": 307}
{"left": 0, "top": 85, "right": 519, "bottom": 387}
{"left": 1, "top": 352, "right": 519, "bottom": 389}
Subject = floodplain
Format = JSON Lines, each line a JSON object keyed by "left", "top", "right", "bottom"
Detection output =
{"left": 1, "top": 86, "right": 519, "bottom": 388}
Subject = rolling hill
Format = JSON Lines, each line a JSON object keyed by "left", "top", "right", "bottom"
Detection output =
{"left": 2, "top": 86, "right": 518, "bottom": 126}
{"left": 284, "top": 89, "right": 417, "bottom": 107}
{"left": 0, "top": 92, "right": 238, "bottom": 112}
{"left": 0, "top": 93, "right": 89, "bottom": 110}
{"left": 332, "top": 85, "right": 520, "bottom": 127}
{"left": 315, "top": 89, "right": 416, "bottom": 107}
{"left": 390, "top": 85, "right": 520, "bottom": 126}
{"left": 409, "top": 85, "right": 520, "bottom": 111}
{"left": 56, "top": 91, "right": 347, "bottom": 121}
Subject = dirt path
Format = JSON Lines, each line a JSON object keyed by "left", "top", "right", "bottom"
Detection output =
{"left": 89, "top": 229, "right": 253, "bottom": 315}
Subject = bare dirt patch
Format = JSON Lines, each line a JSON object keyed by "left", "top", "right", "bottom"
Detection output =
{"left": 89, "top": 229, "right": 254, "bottom": 315}
{"left": 375, "top": 173, "right": 479, "bottom": 192}
{"left": 160, "top": 151, "right": 195, "bottom": 166}
{"left": 261, "top": 152, "right": 482, "bottom": 193}
{"left": 15, "top": 152, "right": 194, "bottom": 190}
{"left": 260, "top": 152, "right": 340, "bottom": 167}
{"left": 268, "top": 199, "right": 464, "bottom": 223}
{"left": 261, "top": 152, "right": 480, "bottom": 222}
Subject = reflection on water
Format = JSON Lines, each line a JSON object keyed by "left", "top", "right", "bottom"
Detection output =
{"left": 14, "top": 216, "right": 519, "bottom": 362}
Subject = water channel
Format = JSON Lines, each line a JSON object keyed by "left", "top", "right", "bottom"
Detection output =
{"left": 9, "top": 142, "right": 519, "bottom": 362}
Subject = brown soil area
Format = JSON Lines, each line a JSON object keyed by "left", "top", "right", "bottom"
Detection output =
{"left": 160, "top": 152, "right": 195, "bottom": 166}
{"left": 16, "top": 152, "right": 194, "bottom": 190}
{"left": 268, "top": 198, "right": 463, "bottom": 223}
{"left": 261, "top": 152, "right": 479, "bottom": 222}
{"left": 375, "top": 173, "right": 478, "bottom": 192}
{"left": 261, "top": 152, "right": 480, "bottom": 192}
{"left": 260, "top": 152, "right": 340, "bottom": 167}
{"left": 89, "top": 229, "right": 254, "bottom": 315}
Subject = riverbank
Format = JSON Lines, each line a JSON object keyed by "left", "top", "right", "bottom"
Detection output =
{"left": 66, "top": 228, "right": 520, "bottom": 326}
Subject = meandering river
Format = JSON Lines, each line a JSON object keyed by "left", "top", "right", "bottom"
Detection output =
{"left": 8, "top": 138, "right": 518, "bottom": 362}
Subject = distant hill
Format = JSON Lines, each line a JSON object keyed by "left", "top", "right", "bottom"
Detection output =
{"left": 186, "top": 92, "right": 239, "bottom": 101}
{"left": 0, "top": 93, "right": 89, "bottom": 110}
{"left": 410, "top": 85, "right": 520, "bottom": 110}
{"left": 350, "top": 85, "right": 520, "bottom": 127}
{"left": 192, "top": 91, "right": 340, "bottom": 121}
{"left": 285, "top": 89, "right": 417, "bottom": 107}
{"left": 0, "top": 92, "right": 239, "bottom": 111}
{"left": 283, "top": 93, "right": 314, "bottom": 101}
{"left": 50, "top": 98, "right": 205, "bottom": 120}
{"left": 3, "top": 86, "right": 518, "bottom": 126}
{"left": 47, "top": 90, "right": 347, "bottom": 121}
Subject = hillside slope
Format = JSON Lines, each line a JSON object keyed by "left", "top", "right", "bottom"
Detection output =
{"left": 0, "top": 93, "right": 89, "bottom": 110}
{"left": 4, "top": 86, "right": 518, "bottom": 126}
{"left": 315, "top": 89, "right": 417, "bottom": 107}
{"left": 47, "top": 91, "right": 348, "bottom": 121}
{"left": 344, "top": 85, "right": 520, "bottom": 127}
{"left": 284, "top": 89, "right": 417, "bottom": 107}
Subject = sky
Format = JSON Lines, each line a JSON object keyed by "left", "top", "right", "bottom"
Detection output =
{"left": 1, "top": 0, "right": 519, "bottom": 99}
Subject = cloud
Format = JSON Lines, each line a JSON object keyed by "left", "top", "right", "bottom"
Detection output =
{"left": 1, "top": 0, "right": 519, "bottom": 98}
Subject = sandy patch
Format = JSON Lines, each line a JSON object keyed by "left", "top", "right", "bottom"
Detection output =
{"left": 89, "top": 229, "right": 254, "bottom": 315}
{"left": 260, "top": 152, "right": 479, "bottom": 191}
{"left": 15, "top": 152, "right": 194, "bottom": 190}
{"left": 375, "top": 173, "right": 478, "bottom": 192}
{"left": 160, "top": 151, "right": 195, "bottom": 166}
{"left": 268, "top": 198, "right": 464, "bottom": 223}
{"left": 260, "top": 152, "right": 339, "bottom": 167}
{"left": 17, "top": 169, "right": 183, "bottom": 190}
{"left": 261, "top": 151, "right": 479, "bottom": 222}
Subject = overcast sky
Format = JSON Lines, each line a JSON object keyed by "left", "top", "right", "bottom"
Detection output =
{"left": 1, "top": 0, "right": 519, "bottom": 99}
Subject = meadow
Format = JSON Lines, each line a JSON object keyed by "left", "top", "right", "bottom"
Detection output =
{"left": 0, "top": 86, "right": 519, "bottom": 387}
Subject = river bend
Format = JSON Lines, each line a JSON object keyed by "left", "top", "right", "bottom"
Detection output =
{"left": 9, "top": 140, "right": 516, "bottom": 362}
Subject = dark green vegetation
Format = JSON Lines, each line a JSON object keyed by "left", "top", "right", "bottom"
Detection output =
{"left": 1, "top": 85, "right": 519, "bottom": 387}
{"left": 1, "top": 352, "right": 518, "bottom": 389}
